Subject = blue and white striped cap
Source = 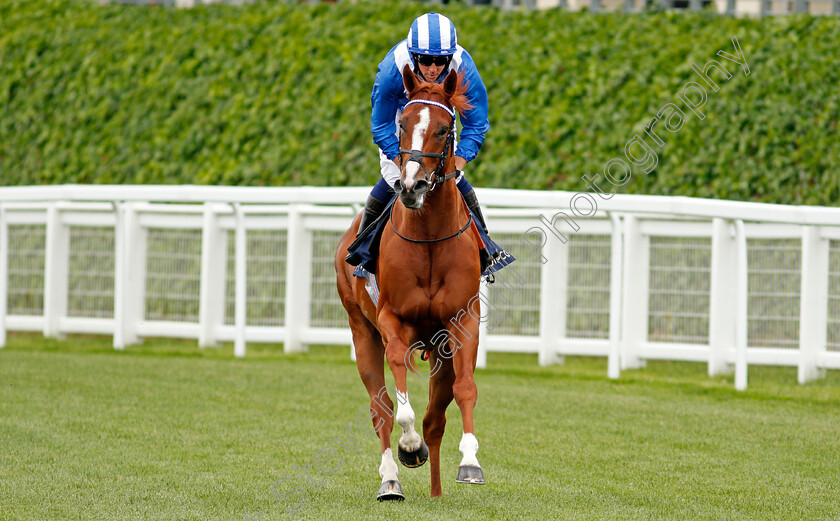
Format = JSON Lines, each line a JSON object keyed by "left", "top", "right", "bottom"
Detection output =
{"left": 407, "top": 12, "right": 458, "bottom": 56}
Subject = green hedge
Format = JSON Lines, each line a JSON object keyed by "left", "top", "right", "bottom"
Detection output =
{"left": 1, "top": 0, "right": 838, "bottom": 204}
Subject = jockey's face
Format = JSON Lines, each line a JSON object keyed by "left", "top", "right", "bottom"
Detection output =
{"left": 418, "top": 61, "right": 445, "bottom": 83}
{"left": 414, "top": 54, "right": 450, "bottom": 83}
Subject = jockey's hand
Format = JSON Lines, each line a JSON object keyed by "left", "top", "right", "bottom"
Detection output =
{"left": 454, "top": 156, "right": 468, "bottom": 172}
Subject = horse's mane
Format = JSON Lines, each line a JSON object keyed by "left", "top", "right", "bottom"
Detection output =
{"left": 408, "top": 73, "right": 473, "bottom": 114}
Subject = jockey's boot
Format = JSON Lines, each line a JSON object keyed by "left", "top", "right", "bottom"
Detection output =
{"left": 345, "top": 194, "right": 388, "bottom": 266}
{"left": 462, "top": 188, "right": 488, "bottom": 235}
{"left": 462, "top": 188, "right": 498, "bottom": 274}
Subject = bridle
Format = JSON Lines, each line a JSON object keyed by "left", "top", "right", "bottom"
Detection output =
{"left": 397, "top": 99, "right": 461, "bottom": 191}
{"left": 391, "top": 98, "right": 472, "bottom": 244}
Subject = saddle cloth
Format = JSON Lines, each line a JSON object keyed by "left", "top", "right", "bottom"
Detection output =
{"left": 354, "top": 268, "right": 380, "bottom": 307}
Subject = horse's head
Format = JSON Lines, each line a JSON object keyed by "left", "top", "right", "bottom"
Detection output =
{"left": 396, "top": 65, "right": 471, "bottom": 210}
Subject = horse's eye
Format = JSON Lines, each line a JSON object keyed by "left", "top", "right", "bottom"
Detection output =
{"left": 437, "top": 127, "right": 449, "bottom": 137}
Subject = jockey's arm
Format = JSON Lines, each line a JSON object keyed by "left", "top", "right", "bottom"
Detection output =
{"left": 371, "top": 59, "right": 402, "bottom": 161}
{"left": 454, "top": 52, "right": 490, "bottom": 167}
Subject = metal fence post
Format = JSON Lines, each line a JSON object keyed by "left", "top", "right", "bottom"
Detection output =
{"left": 0, "top": 206, "right": 7, "bottom": 348}
{"left": 199, "top": 203, "right": 227, "bottom": 347}
{"left": 538, "top": 221, "right": 567, "bottom": 366}
{"left": 608, "top": 213, "right": 623, "bottom": 379}
{"left": 233, "top": 203, "right": 247, "bottom": 358}
{"left": 620, "top": 215, "right": 648, "bottom": 370}
{"left": 284, "top": 204, "right": 311, "bottom": 353}
{"left": 477, "top": 285, "right": 488, "bottom": 369}
{"left": 43, "top": 204, "right": 69, "bottom": 339}
{"left": 113, "top": 202, "right": 126, "bottom": 349}
{"left": 734, "top": 220, "right": 748, "bottom": 391}
{"left": 113, "top": 202, "right": 145, "bottom": 350}
{"left": 709, "top": 218, "right": 737, "bottom": 377}
{"left": 798, "top": 226, "right": 829, "bottom": 383}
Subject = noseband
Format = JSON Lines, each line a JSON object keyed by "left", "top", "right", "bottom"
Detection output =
{"left": 398, "top": 99, "right": 461, "bottom": 190}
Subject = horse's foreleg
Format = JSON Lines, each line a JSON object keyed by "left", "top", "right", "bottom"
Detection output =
{"left": 423, "top": 353, "right": 455, "bottom": 497}
{"left": 344, "top": 303, "right": 403, "bottom": 500}
{"left": 446, "top": 317, "right": 486, "bottom": 485}
{"left": 378, "top": 310, "right": 428, "bottom": 469}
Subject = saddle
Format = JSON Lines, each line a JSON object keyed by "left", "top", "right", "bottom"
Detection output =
{"left": 346, "top": 195, "right": 515, "bottom": 280}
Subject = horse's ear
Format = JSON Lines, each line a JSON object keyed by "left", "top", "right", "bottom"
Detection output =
{"left": 403, "top": 64, "right": 417, "bottom": 94}
{"left": 443, "top": 69, "right": 458, "bottom": 98}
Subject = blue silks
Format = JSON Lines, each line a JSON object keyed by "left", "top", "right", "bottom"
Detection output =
{"left": 348, "top": 195, "right": 398, "bottom": 275}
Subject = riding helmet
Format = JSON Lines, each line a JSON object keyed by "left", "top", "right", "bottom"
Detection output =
{"left": 407, "top": 12, "right": 458, "bottom": 56}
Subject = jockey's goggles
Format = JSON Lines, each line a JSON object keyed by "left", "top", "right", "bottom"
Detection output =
{"left": 414, "top": 54, "right": 450, "bottom": 67}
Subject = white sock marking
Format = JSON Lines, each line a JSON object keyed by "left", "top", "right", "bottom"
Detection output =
{"left": 379, "top": 448, "right": 399, "bottom": 483}
{"left": 459, "top": 432, "right": 480, "bottom": 468}
{"left": 395, "top": 391, "right": 422, "bottom": 451}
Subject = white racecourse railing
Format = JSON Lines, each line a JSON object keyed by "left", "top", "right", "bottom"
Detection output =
{"left": 2, "top": 184, "right": 839, "bottom": 390}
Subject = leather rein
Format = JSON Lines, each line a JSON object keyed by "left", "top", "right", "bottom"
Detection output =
{"left": 391, "top": 98, "right": 472, "bottom": 245}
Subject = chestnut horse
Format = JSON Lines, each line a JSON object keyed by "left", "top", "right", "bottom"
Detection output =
{"left": 335, "top": 66, "right": 484, "bottom": 500}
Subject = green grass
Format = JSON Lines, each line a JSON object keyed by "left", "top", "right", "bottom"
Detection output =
{"left": 1, "top": 333, "right": 839, "bottom": 520}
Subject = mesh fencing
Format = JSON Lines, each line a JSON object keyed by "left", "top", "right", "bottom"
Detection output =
{"left": 310, "top": 231, "right": 346, "bottom": 328}
{"left": 566, "top": 234, "right": 611, "bottom": 340}
{"left": 6, "top": 225, "right": 46, "bottom": 316}
{"left": 224, "top": 230, "right": 286, "bottom": 327}
{"left": 828, "top": 240, "right": 840, "bottom": 352}
{"left": 486, "top": 231, "right": 541, "bottom": 336}
{"left": 145, "top": 228, "right": 202, "bottom": 322}
{"left": 747, "top": 238, "right": 801, "bottom": 349}
{"left": 647, "top": 236, "right": 712, "bottom": 344}
{"left": 68, "top": 226, "right": 115, "bottom": 318}
{"left": 6, "top": 216, "right": 840, "bottom": 358}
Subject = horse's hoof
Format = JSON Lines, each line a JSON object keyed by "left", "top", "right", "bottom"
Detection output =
{"left": 455, "top": 465, "right": 485, "bottom": 484}
{"left": 376, "top": 480, "right": 405, "bottom": 501}
{"left": 398, "top": 441, "right": 429, "bottom": 468}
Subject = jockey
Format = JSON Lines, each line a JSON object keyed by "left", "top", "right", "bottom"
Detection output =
{"left": 345, "top": 12, "right": 501, "bottom": 274}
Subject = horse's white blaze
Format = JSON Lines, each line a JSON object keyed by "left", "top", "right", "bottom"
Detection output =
{"left": 379, "top": 448, "right": 399, "bottom": 483}
{"left": 403, "top": 163, "right": 420, "bottom": 193}
{"left": 411, "top": 108, "right": 430, "bottom": 153}
{"left": 458, "top": 432, "right": 480, "bottom": 468}
{"left": 395, "top": 390, "right": 422, "bottom": 451}
{"left": 402, "top": 107, "right": 430, "bottom": 192}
